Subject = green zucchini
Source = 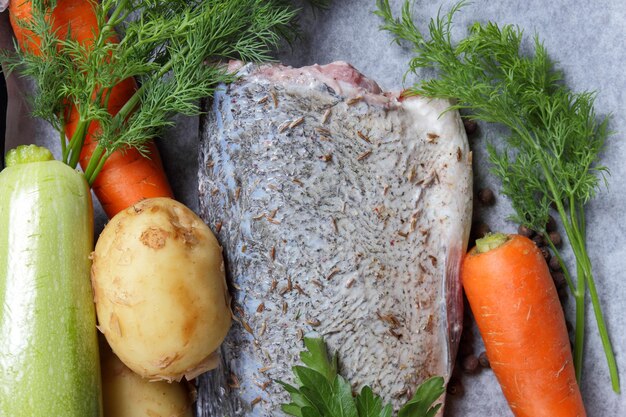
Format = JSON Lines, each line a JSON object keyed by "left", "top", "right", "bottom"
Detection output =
{"left": 0, "top": 146, "right": 102, "bottom": 416}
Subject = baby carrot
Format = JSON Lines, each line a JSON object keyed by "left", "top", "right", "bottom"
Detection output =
{"left": 461, "top": 233, "right": 586, "bottom": 417}
{"left": 10, "top": 0, "right": 173, "bottom": 218}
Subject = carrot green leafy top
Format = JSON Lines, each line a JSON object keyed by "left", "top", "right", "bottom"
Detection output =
{"left": 2, "top": 0, "right": 302, "bottom": 185}
{"left": 375, "top": 0, "right": 618, "bottom": 392}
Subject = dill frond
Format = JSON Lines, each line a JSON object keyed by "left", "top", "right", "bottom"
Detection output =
{"left": 376, "top": 0, "right": 619, "bottom": 393}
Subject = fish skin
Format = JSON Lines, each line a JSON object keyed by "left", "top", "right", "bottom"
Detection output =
{"left": 196, "top": 62, "right": 472, "bottom": 416}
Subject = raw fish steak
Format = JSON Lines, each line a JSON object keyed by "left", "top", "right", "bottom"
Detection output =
{"left": 196, "top": 62, "right": 472, "bottom": 416}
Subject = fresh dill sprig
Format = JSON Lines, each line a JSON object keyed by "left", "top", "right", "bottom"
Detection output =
{"left": 279, "top": 337, "right": 445, "bottom": 417}
{"left": 3, "top": 0, "right": 299, "bottom": 184}
{"left": 375, "top": 0, "right": 619, "bottom": 393}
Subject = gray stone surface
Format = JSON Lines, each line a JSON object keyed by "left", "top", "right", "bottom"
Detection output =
{"left": 2, "top": 1, "right": 626, "bottom": 415}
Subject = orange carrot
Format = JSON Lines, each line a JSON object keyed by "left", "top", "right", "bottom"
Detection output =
{"left": 10, "top": 0, "right": 173, "bottom": 218}
{"left": 461, "top": 233, "right": 586, "bottom": 417}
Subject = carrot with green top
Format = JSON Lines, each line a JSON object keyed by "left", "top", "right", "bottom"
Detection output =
{"left": 10, "top": 0, "right": 173, "bottom": 218}
{"left": 377, "top": 0, "right": 619, "bottom": 392}
{"left": 462, "top": 233, "right": 585, "bottom": 417}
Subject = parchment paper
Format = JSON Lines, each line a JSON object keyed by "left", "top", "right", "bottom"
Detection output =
{"left": 2, "top": 1, "right": 625, "bottom": 415}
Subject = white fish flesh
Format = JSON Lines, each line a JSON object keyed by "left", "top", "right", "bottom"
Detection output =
{"left": 196, "top": 61, "right": 473, "bottom": 416}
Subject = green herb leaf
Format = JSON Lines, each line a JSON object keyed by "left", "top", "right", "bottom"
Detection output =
{"left": 280, "top": 337, "right": 445, "bottom": 417}
{"left": 282, "top": 403, "right": 305, "bottom": 417}
{"left": 376, "top": 0, "right": 620, "bottom": 393}
{"left": 277, "top": 379, "right": 317, "bottom": 413}
{"left": 379, "top": 405, "right": 393, "bottom": 417}
{"left": 328, "top": 375, "right": 358, "bottom": 417}
{"left": 397, "top": 377, "right": 444, "bottom": 417}
{"left": 302, "top": 406, "right": 325, "bottom": 417}
{"left": 294, "top": 366, "right": 334, "bottom": 414}
{"left": 300, "top": 337, "right": 338, "bottom": 382}
{"left": 355, "top": 386, "right": 385, "bottom": 417}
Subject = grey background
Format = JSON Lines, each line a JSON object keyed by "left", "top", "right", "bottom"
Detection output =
{"left": 2, "top": 0, "right": 626, "bottom": 415}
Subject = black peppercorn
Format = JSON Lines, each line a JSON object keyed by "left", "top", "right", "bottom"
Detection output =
{"left": 546, "top": 215, "right": 558, "bottom": 233}
{"left": 549, "top": 231, "right": 563, "bottom": 248}
{"left": 478, "top": 351, "right": 490, "bottom": 368}
{"left": 478, "top": 188, "right": 496, "bottom": 206}
{"left": 462, "top": 355, "right": 479, "bottom": 374}
{"left": 549, "top": 256, "right": 562, "bottom": 271}
{"left": 518, "top": 224, "right": 535, "bottom": 238}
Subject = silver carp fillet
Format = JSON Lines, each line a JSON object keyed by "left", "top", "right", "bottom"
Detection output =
{"left": 196, "top": 62, "right": 472, "bottom": 416}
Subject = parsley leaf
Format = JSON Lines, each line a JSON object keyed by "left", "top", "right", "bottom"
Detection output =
{"left": 300, "top": 337, "right": 338, "bottom": 382}
{"left": 280, "top": 337, "right": 445, "bottom": 417}
{"left": 355, "top": 386, "right": 390, "bottom": 417}
{"left": 398, "top": 377, "right": 444, "bottom": 417}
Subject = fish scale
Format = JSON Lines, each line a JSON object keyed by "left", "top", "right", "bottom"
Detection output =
{"left": 197, "top": 62, "right": 472, "bottom": 416}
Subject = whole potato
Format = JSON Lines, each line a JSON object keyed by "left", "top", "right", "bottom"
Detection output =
{"left": 101, "top": 338, "right": 194, "bottom": 417}
{"left": 92, "top": 197, "right": 231, "bottom": 381}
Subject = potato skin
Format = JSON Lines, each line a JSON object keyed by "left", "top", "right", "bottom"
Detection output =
{"left": 101, "top": 339, "right": 194, "bottom": 417}
{"left": 92, "top": 197, "right": 231, "bottom": 381}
